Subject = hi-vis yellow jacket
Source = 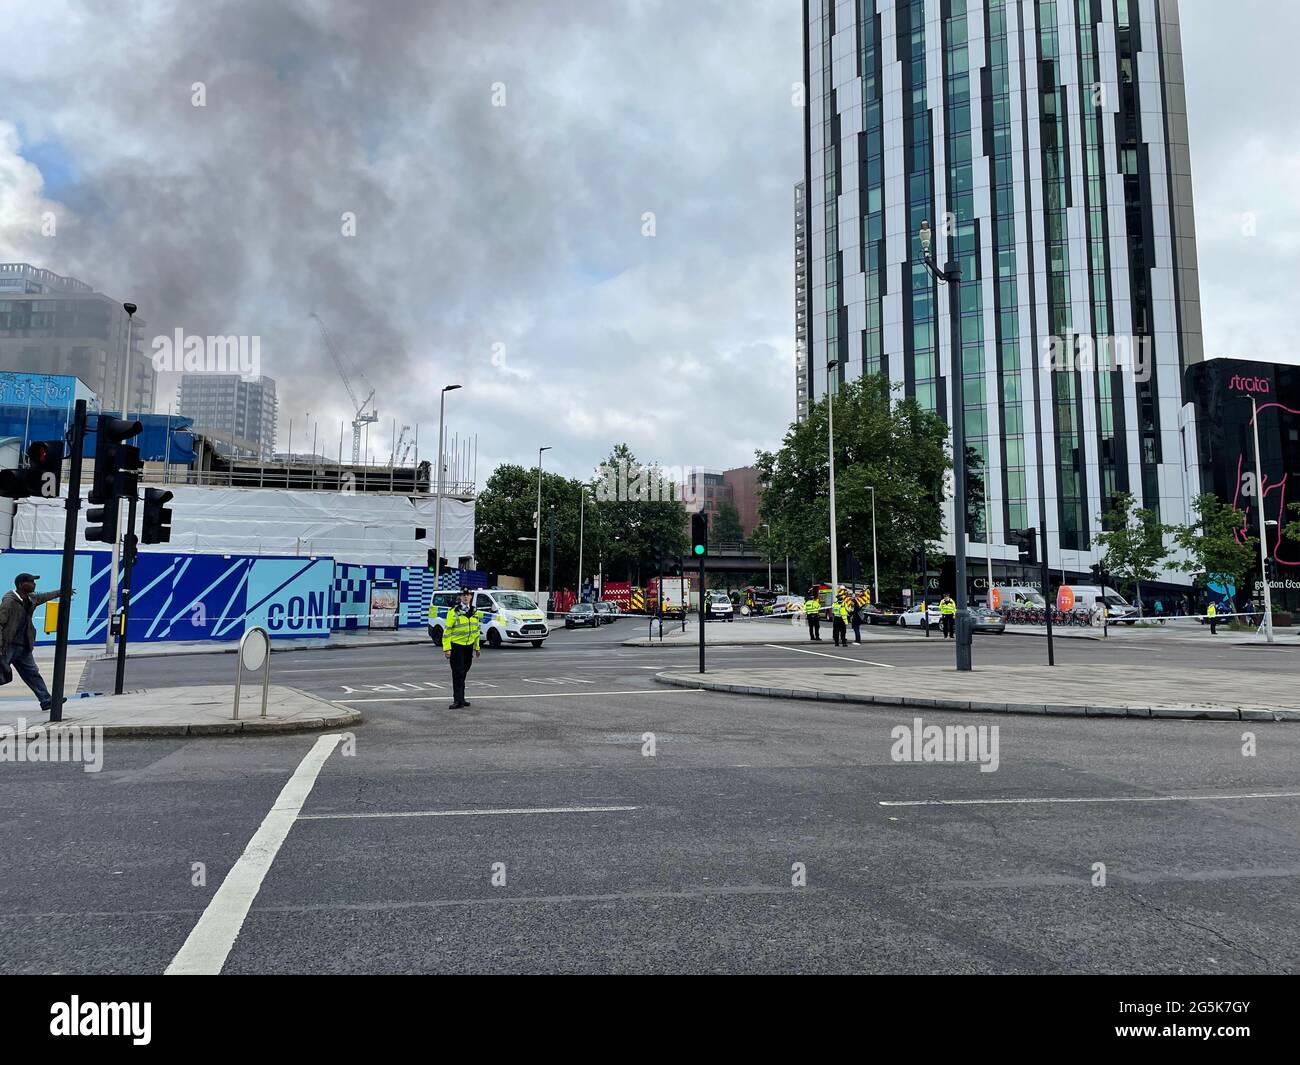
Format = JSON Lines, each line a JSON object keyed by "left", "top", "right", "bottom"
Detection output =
{"left": 442, "top": 607, "right": 483, "bottom": 651}
{"left": 803, "top": 598, "right": 820, "bottom": 616}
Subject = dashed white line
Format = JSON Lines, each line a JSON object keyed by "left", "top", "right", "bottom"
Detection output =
{"left": 166, "top": 733, "right": 343, "bottom": 975}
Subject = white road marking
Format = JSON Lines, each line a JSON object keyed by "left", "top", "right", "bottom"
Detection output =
{"left": 879, "top": 790, "right": 1300, "bottom": 808}
{"left": 165, "top": 733, "right": 342, "bottom": 975}
{"left": 337, "top": 688, "right": 705, "bottom": 702}
{"left": 299, "top": 804, "right": 639, "bottom": 821}
{"left": 766, "top": 643, "right": 894, "bottom": 667}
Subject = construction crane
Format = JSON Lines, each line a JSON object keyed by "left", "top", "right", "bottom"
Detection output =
{"left": 310, "top": 311, "right": 378, "bottom": 464}
{"left": 393, "top": 424, "right": 413, "bottom": 466}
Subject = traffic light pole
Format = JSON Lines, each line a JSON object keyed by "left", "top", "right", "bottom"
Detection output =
{"left": 49, "top": 400, "right": 88, "bottom": 724}
{"left": 698, "top": 549, "right": 705, "bottom": 674}
{"left": 114, "top": 494, "right": 139, "bottom": 696}
{"left": 1040, "top": 520, "right": 1054, "bottom": 667}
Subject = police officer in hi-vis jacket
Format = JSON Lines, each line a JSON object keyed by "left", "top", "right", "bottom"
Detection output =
{"left": 442, "top": 589, "right": 482, "bottom": 709}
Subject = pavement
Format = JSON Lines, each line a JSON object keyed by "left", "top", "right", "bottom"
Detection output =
{"left": 657, "top": 659, "right": 1300, "bottom": 720}
{"left": 0, "top": 684, "right": 360, "bottom": 737}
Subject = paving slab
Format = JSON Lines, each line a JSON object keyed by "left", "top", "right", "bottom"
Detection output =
{"left": 655, "top": 662, "right": 1300, "bottom": 722}
{"left": 0, "top": 684, "right": 361, "bottom": 738}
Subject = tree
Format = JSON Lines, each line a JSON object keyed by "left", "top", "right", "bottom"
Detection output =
{"left": 587, "top": 443, "right": 688, "bottom": 581}
{"left": 1172, "top": 493, "right": 1257, "bottom": 606}
{"left": 1094, "top": 491, "right": 1170, "bottom": 615}
{"left": 756, "top": 374, "right": 950, "bottom": 600}
{"left": 1284, "top": 501, "right": 1300, "bottom": 549}
{"left": 474, "top": 464, "right": 586, "bottom": 590}
{"left": 709, "top": 501, "right": 744, "bottom": 544}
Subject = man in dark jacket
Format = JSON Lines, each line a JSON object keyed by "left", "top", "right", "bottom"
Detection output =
{"left": 0, "top": 573, "right": 74, "bottom": 712}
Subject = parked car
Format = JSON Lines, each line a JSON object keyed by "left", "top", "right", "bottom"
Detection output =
{"left": 863, "top": 604, "right": 901, "bottom": 626}
{"left": 897, "top": 603, "right": 941, "bottom": 627}
{"left": 593, "top": 601, "right": 618, "bottom": 623}
{"left": 705, "top": 590, "right": 735, "bottom": 621}
{"left": 564, "top": 603, "right": 601, "bottom": 629}
{"left": 967, "top": 606, "right": 1006, "bottom": 634}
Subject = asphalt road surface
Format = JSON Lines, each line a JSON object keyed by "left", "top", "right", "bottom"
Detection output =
{"left": 3, "top": 622, "right": 1298, "bottom": 974}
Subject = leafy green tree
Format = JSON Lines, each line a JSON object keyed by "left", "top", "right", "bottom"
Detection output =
{"left": 1283, "top": 501, "right": 1300, "bottom": 549}
{"left": 1172, "top": 493, "right": 1257, "bottom": 604}
{"left": 1094, "top": 491, "right": 1170, "bottom": 615}
{"left": 587, "top": 443, "right": 687, "bottom": 582}
{"left": 756, "top": 375, "right": 950, "bottom": 601}
{"left": 474, "top": 463, "right": 585, "bottom": 590}
{"left": 709, "top": 501, "right": 744, "bottom": 544}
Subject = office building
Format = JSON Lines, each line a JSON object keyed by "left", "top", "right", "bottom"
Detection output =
{"left": 177, "top": 372, "right": 278, "bottom": 460}
{"left": 0, "top": 263, "right": 154, "bottom": 414}
{"left": 802, "top": 0, "right": 1202, "bottom": 585}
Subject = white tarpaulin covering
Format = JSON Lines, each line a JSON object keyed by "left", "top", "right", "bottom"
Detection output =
{"left": 12, "top": 485, "right": 474, "bottom": 567}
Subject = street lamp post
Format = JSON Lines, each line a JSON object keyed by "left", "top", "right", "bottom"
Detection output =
{"left": 534, "top": 445, "right": 552, "bottom": 606}
{"left": 826, "top": 359, "right": 840, "bottom": 596}
{"left": 761, "top": 523, "right": 773, "bottom": 590}
{"left": 578, "top": 486, "right": 586, "bottom": 604}
{"left": 865, "top": 486, "right": 879, "bottom": 606}
{"left": 1251, "top": 397, "right": 1275, "bottom": 643}
{"left": 433, "top": 384, "right": 462, "bottom": 589}
{"left": 919, "top": 220, "right": 972, "bottom": 670}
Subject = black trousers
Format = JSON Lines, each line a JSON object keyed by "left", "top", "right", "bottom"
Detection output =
{"left": 448, "top": 644, "right": 474, "bottom": 704}
{"left": 851, "top": 620, "right": 861, "bottom": 643}
{"left": 941, "top": 615, "right": 954, "bottom": 639}
{"left": 806, "top": 616, "right": 820, "bottom": 640}
{"left": 832, "top": 619, "right": 847, "bottom": 645}
{"left": 1209, "top": 616, "right": 1217, "bottom": 635}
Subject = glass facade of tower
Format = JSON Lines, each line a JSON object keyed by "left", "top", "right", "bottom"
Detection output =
{"left": 801, "top": 0, "right": 1203, "bottom": 576}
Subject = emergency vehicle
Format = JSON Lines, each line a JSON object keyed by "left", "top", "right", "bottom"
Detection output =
{"left": 427, "top": 588, "right": 549, "bottom": 648}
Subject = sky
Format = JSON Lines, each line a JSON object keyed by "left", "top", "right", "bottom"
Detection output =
{"left": 0, "top": 0, "right": 1297, "bottom": 485}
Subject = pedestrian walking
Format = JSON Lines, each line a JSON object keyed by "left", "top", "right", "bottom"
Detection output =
{"left": 849, "top": 597, "right": 863, "bottom": 643}
{"left": 803, "top": 594, "right": 822, "bottom": 641}
{"left": 831, "top": 593, "right": 849, "bottom": 647}
{"left": 939, "top": 594, "right": 957, "bottom": 640}
{"left": 442, "top": 588, "right": 482, "bottom": 709}
{"left": 0, "top": 573, "right": 75, "bottom": 714}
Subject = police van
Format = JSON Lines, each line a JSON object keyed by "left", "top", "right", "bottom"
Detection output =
{"left": 427, "top": 588, "right": 550, "bottom": 648}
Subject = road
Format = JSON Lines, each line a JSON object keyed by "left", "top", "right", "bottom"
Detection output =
{"left": 2, "top": 621, "right": 1298, "bottom": 974}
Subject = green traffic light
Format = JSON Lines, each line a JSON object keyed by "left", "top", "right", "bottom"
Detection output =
{"left": 693, "top": 544, "right": 705, "bottom": 555}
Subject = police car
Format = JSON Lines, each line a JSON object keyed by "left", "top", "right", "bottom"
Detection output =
{"left": 427, "top": 588, "right": 550, "bottom": 648}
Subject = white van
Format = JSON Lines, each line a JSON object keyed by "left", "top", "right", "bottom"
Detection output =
{"left": 1059, "top": 585, "right": 1138, "bottom": 622}
{"left": 427, "top": 588, "right": 550, "bottom": 648}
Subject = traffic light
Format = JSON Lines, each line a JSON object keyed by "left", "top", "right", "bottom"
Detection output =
{"left": 86, "top": 416, "right": 143, "bottom": 544}
{"left": 84, "top": 497, "right": 120, "bottom": 545}
{"left": 691, "top": 512, "right": 708, "bottom": 557}
{"left": 88, "top": 416, "right": 144, "bottom": 506}
{"left": 1011, "top": 527, "right": 1037, "bottom": 566}
{"left": 0, "top": 439, "right": 64, "bottom": 499}
{"left": 141, "top": 488, "right": 174, "bottom": 544}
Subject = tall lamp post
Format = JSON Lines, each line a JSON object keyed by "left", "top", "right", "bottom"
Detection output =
{"left": 433, "top": 384, "right": 462, "bottom": 589}
{"left": 578, "top": 486, "right": 587, "bottom": 603}
{"left": 1251, "top": 396, "right": 1275, "bottom": 643}
{"left": 919, "top": 220, "right": 972, "bottom": 670}
{"left": 826, "top": 358, "right": 840, "bottom": 596}
{"left": 534, "top": 445, "right": 551, "bottom": 604}
{"left": 761, "top": 523, "right": 773, "bottom": 590}
{"left": 865, "top": 486, "right": 879, "bottom": 606}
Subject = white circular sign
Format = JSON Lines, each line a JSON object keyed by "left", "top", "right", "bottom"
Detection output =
{"left": 240, "top": 627, "right": 269, "bottom": 671}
